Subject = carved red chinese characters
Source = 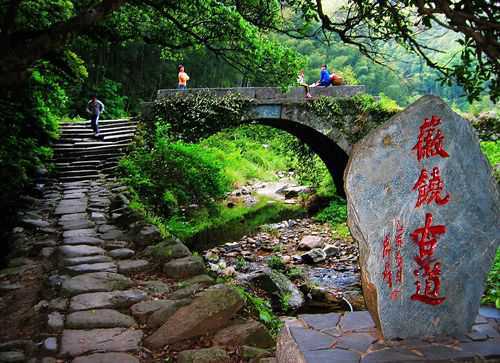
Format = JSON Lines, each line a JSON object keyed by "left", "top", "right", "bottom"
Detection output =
{"left": 413, "top": 167, "right": 450, "bottom": 208}
{"left": 381, "top": 221, "right": 405, "bottom": 300}
{"left": 412, "top": 115, "right": 450, "bottom": 161}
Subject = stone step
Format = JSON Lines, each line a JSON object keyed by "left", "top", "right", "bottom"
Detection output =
{"left": 56, "top": 169, "right": 99, "bottom": 177}
{"left": 65, "top": 309, "right": 135, "bottom": 329}
{"left": 58, "top": 174, "right": 100, "bottom": 183}
{"left": 65, "top": 262, "right": 118, "bottom": 275}
{"left": 60, "top": 119, "right": 136, "bottom": 127}
{"left": 61, "top": 272, "right": 133, "bottom": 296}
{"left": 59, "top": 328, "right": 142, "bottom": 357}
{"left": 72, "top": 353, "right": 140, "bottom": 363}
{"left": 117, "top": 260, "right": 150, "bottom": 274}
{"left": 60, "top": 245, "right": 106, "bottom": 258}
{"left": 54, "top": 142, "right": 131, "bottom": 154}
{"left": 69, "top": 290, "right": 147, "bottom": 311}
{"left": 60, "top": 125, "right": 137, "bottom": 133}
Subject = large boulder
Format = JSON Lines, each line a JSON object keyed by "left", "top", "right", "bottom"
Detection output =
{"left": 144, "top": 285, "right": 244, "bottom": 349}
{"left": 345, "top": 96, "right": 500, "bottom": 339}
{"left": 212, "top": 319, "right": 275, "bottom": 348}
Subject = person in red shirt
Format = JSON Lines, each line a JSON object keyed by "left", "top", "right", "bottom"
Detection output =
{"left": 178, "top": 64, "right": 190, "bottom": 90}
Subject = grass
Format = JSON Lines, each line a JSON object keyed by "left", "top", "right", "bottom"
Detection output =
{"left": 482, "top": 248, "right": 500, "bottom": 308}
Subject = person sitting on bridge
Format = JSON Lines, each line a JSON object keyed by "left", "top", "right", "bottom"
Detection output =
{"left": 178, "top": 64, "right": 190, "bottom": 90}
{"left": 317, "top": 64, "right": 331, "bottom": 87}
{"left": 86, "top": 95, "right": 105, "bottom": 138}
{"left": 297, "top": 70, "right": 312, "bottom": 98}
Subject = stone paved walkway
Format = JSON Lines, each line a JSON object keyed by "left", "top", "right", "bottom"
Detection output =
{"left": 276, "top": 309, "right": 500, "bottom": 362}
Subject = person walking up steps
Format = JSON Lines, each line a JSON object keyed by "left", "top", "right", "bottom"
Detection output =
{"left": 178, "top": 64, "right": 190, "bottom": 90}
{"left": 86, "top": 95, "right": 105, "bottom": 138}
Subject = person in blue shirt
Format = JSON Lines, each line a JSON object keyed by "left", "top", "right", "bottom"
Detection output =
{"left": 318, "top": 64, "right": 331, "bottom": 87}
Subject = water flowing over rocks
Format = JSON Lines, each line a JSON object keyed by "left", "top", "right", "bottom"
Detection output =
{"left": 345, "top": 96, "right": 500, "bottom": 339}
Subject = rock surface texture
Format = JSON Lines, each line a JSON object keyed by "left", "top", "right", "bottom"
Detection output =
{"left": 345, "top": 96, "right": 500, "bottom": 338}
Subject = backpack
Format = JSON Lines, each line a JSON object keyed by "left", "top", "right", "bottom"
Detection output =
{"left": 330, "top": 73, "right": 343, "bottom": 86}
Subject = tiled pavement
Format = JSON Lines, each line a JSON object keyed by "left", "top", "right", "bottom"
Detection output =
{"left": 277, "top": 309, "right": 500, "bottom": 362}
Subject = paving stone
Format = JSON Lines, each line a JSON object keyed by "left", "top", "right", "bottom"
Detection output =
{"left": 467, "top": 331, "right": 488, "bottom": 341}
{"left": 101, "top": 228, "right": 126, "bottom": 240}
{"left": 59, "top": 245, "right": 105, "bottom": 258}
{"left": 475, "top": 315, "right": 489, "bottom": 324}
{"left": 59, "top": 328, "right": 142, "bottom": 357}
{"left": 66, "top": 309, "right": 135, "bottom": 329}
{"left": 130, "top": 300, "right": 177, "bottom": 324}
{"left": 479, "top": 306, "right": 500, "bottom": 320}
{"left": 339, "top": 311, "right": 375, "bottom": 332}
{"left": 163, "top": 255, "right": 205, "bottom": 279}
{"left": 72, "top": 353, "right": 140, "bottom": 363}
{"left": 47, "top": 311, "right": 64, "bottom": 332}
{"left": 303, "top": 349, "right": 361, "bottom": 362}
{"left": 141, "top": 280, "right": 171, "bottom": 294}
{"left": 48, "top": 297, "right": 68, "bottom": 311}
{"left": 43, "top": 337, "right": 57, "bottom": 353}
{"left": 69, "top": 290, "right": 147, "bottom": 311}
{"left": 65, "top": 262, "right": 117, "bottom": 275}
{"left": 61, "top": 220, "right": 94, "bottom": 231}
{"left": 59, "top": 213, "right": 88, "bottom": 222}
{"left": 63, "top": 236, "right": 104, "bottom": 246}
{"left": 61, "top": 272, "right": 133, "bottom": 296}
{"left": 471, "top": 323, "right": 500, "bottom": 338}
{"left": 299, "top": 313, "right": 341, "bottom": 331}
{"left": 0, "top": 351, "right": 25, "bottom": 362}
{"left": 289, "top": 327, "right": 335, "bottom": 351}
{"left": 117, "top": 259, "right": 150, "bottom": 274}
{"left": 361, "top": 348, "right": 425, "bottom": 362}
{"left": 63, "top": 228, "right": 97, "bottom": 238}
{"left": 177, "top": 347, "right": 230, "bottom": 363}
{"left": 63, "top": 255, "right": 113, "bottom": 266}
{"left": 335, "top": 332, "right": 378, "bottom": 353}
{"left": 55, "top": 204, "right": 87, "bottom": 215}
{"left": 109, "top": 248, "right": 135, "bottom": 259}
{"left": 103, "top": 241, "right": 129, "bottom": 250}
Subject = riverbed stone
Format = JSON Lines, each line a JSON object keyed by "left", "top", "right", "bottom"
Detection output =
{"left": 66, "top": 309, "right": 135, "bottom": 329}
{"left": 298, "top": 235, "right": 324, "bottom": 250}
{"left": 72, "top": 353, "right": 140, "bottom": 363}
{"left": 59, "top": 328, "right": 142, "bottom": 357}
{"left": 212, "top": 319, "right": 274, "bottom": 348}
{"left": 144, "top": 285, "right": 244, "bottom": 348}
{"left": 69, "top": 289, "right": 147, "bottom": 311}
{"left": 345, "top": 95, "right": 500, "bottom": 339}
{"left": 61, "top": 272, "right": 133, "bottom": 296}
{"left": 163, "top": 255, "right": 205, "bottom": 279}
{"left": 248, "top": 269, "right": 304, "bottom": 310}
{"left": 177, "top": 347, "right": 230, "bottom": 363}
{"left": 301, "top": 248, "right": 326, "bottom": 264}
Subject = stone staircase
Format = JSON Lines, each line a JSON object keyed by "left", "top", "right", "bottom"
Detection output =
{"left": 53, "top": 119, "right": 138, "bottom": 182}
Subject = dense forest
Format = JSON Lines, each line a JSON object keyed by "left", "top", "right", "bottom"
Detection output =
{"left": 1, "top": 0, "right": 498, "bottom": 262}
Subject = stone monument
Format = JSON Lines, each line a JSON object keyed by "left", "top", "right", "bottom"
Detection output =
{"left": 345, "top": 95, "right": 499, "bottom": 339}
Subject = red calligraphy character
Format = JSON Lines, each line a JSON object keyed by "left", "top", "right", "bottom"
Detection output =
{"left": 412, "top": 116, "right": 450, "bottom": 161}
{"left": 395, "top": 221, "right": 404, "bottom": 248}
{"left": 410, "top": 213, "right": 446, "bottom": 258}
{"left": 395, "top": 251, "right": 403, "bottom": 284}
{"left": 383, "top": 234, "right": 391, "bottom": 258}
{"left": 413, "top": 167, "right": 450, "bottom": 208}
{"left": 410, "top": 213, "right": 446, "bottom": 305}
{"left": 383, "top": 260, "right": 393, "bottom": 289}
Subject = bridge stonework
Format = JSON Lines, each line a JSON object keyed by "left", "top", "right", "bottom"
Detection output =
{"left": 143, "top": 86, "right": 392, "bottom": 196}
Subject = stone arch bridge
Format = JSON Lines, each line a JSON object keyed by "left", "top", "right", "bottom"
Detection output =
{"left": 144, "top": 86, "right": 394, "bottom": 196}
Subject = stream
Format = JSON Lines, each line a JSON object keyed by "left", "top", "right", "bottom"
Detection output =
{"left": 202, "top": 179, "right": 365, "bottom": 315}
